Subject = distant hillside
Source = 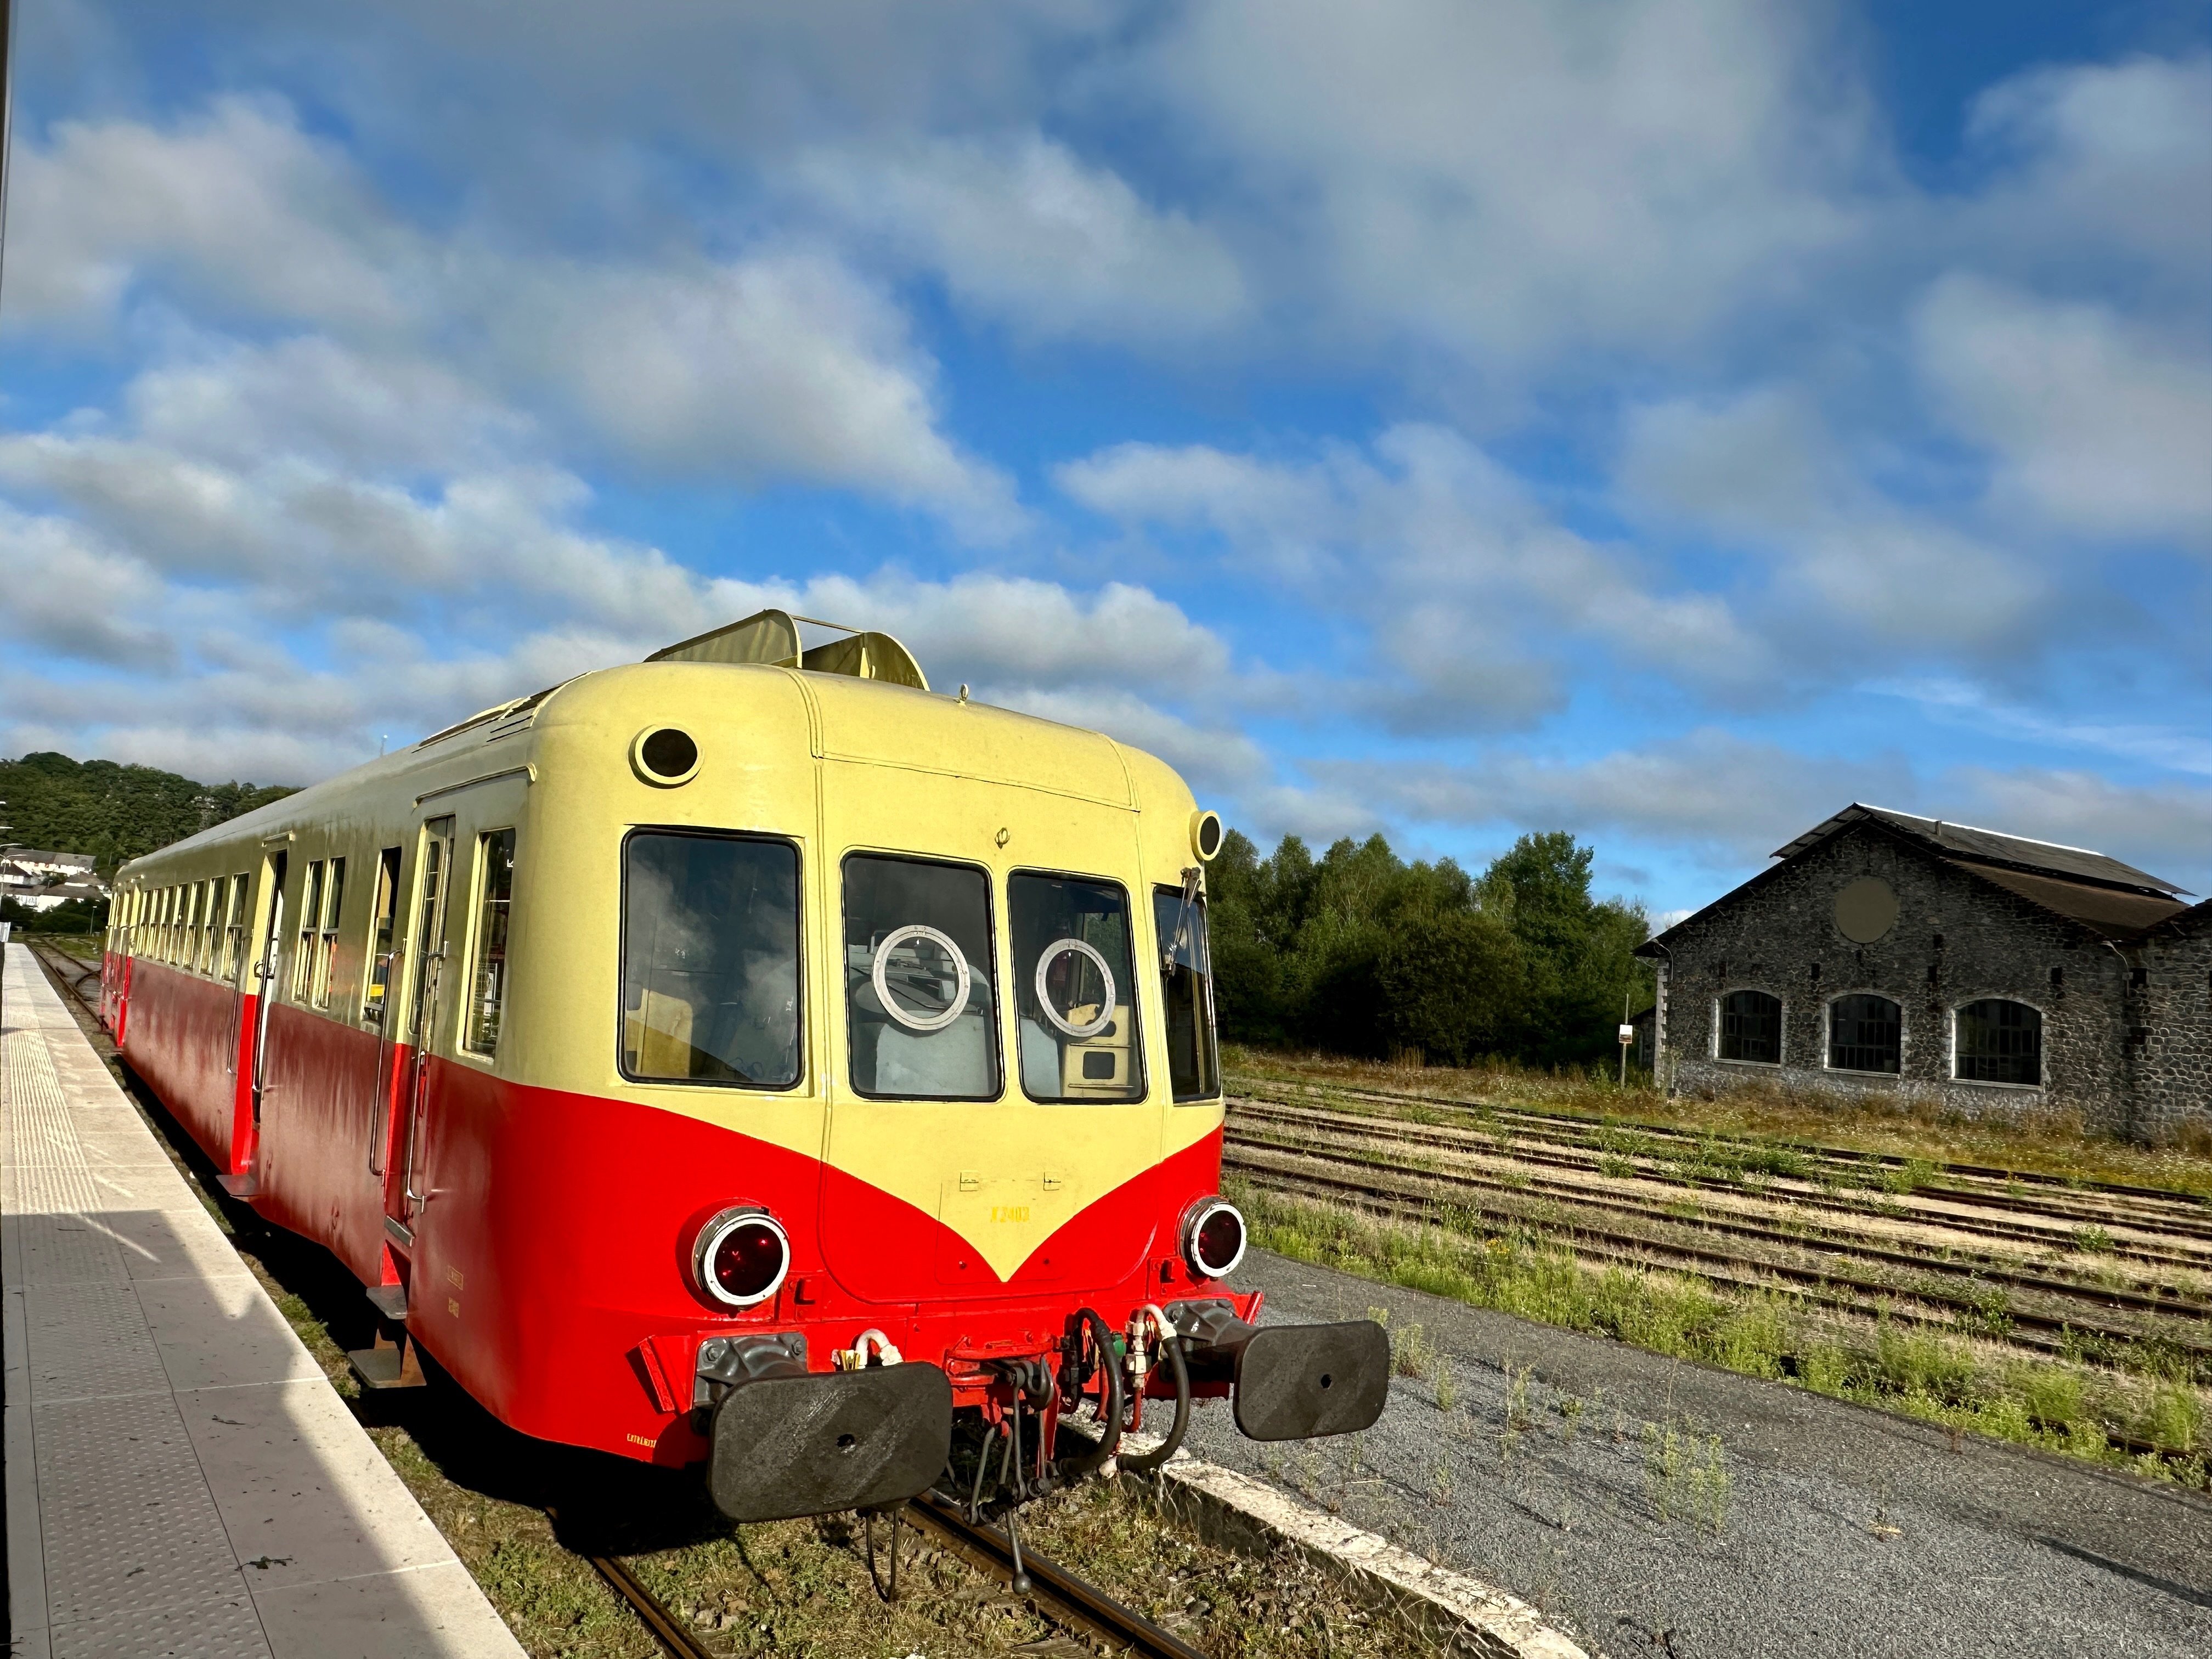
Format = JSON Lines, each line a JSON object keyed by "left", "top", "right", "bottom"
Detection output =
{"left": 1, "top": 753, "right": 298, "bottom": 876}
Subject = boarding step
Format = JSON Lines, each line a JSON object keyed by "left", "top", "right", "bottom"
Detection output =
{"left": 346, "top": 1336, "right": 426, "bottom": 1391}
{"left": 217, "top": 1170, "right": 259, "bottom": 1198}
{"left": 365, "top": 1283, "right": 408, "bottom": 1321}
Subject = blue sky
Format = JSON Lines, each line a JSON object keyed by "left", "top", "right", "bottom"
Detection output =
{"left": 2, "top": 1, "right": 2208, "bottom": 918}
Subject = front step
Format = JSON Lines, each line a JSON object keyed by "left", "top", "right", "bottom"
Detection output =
{"left": 217, "top": 1170, "right": 259, "bottom": 1198}
{"left": 347, "top": 1336, "right": 426, "bottom": 1391}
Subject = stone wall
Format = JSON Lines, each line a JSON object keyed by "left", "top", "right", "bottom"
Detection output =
{"left": 2138, "top": 916, "right": 2212, "bottom": 1141}
{"left": 1653, "top": 821, "right": 2136, "bottom": 1133}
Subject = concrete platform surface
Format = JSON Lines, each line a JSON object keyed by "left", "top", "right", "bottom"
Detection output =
{"left": 3, "top": 945, "right": 526, "bottom": 1659}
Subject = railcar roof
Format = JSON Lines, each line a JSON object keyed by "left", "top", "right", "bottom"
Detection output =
{"left": 115, "top": 659, "right": 1170, "bottom": 879}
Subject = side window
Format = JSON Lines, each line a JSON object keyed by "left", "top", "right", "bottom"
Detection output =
{"left": 1152, "top": 885, "right": 1221, "bottom": 1102}
{"left": 843, "top": 854, "right": 999, "bottom": 1100}
{"left": 364, "top": 848, "right": 402, "bottom": 1024}
{"left": 201, "top": 879, "right": 221, "bottom": 974}
{"left": 1011, "top": 872, "right": 1143, "bottom": 1102}
{"left": 1956, "top": 999, "right": 2040, "bottom": 1085}
{"left": 463, "top": 830, "right": 517, "bottom": 1056}
{"left": 222, "top": 876, "right": 250, "bottom": 981}
{"left": 1829, "top": 994, "right": 1901, "bottom": 1074}
{"left": 312, "top": 857, "right": 346, "bottom": 1008}
{"left": 1718, "top": 990, "right": 1782, "bottom": 1062}
{"left": 620, "top": 832, "right": 801, "bottom": 1086}
{"left": 293, "top": 862, "right": 324, "bottom": 1000}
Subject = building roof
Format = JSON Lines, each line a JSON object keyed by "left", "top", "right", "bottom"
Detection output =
{"left": 1, "top": 849, "right": 97, "bottom": 872}
{"left": 1637, "top": 802, "right": 2192, "bottom": 957}
{"left": 1950, "top": 862, "right": 2188, "bottom": 940}
{"left": 1771, "top": 804, "right": 2185, "bottom": 898}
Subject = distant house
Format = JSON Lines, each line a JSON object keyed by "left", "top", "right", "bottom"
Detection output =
{"left": 1634, "top": 805, "right": 2210, "bottom": 1141}
{"left": 1, "top": 849, "right": 109, "bottom": 913}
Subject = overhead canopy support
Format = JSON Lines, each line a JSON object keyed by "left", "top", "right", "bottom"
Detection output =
{"left": 648, "top": 610, "right": 929, "bottom": 691}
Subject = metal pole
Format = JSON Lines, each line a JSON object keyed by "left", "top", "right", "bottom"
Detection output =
{"left": 1620, "top": 983, "right": 1631, "bottom": 1088}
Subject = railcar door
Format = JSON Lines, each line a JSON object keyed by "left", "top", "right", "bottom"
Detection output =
{"left": 392, "top": 816, "right": 456, "bottom": 1234}
{"left": 250, "top": 851, "right": 288, "bottom": 1124}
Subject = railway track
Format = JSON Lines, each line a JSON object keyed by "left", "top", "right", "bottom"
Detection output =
{"left": 1224, "top": 1098, "right": 2212, "bottom": 1371}
{"left": 571, "top": 1490, "right": 1209, "bottom": 1659}
{"left": 1231, "top": 1099, "right": 2212, "bottom": 1288}
{"left": 1250, "top": 1077, "right": 2212, "bottom": 1239}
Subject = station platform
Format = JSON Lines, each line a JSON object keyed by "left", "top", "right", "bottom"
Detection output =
{"left": 2, "top": 945, "right": 526, "bottom": 1659}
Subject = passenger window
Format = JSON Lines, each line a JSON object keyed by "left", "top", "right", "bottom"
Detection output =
{"left": 843, "top": 854, "right": 999, "bottom": 1099}
{"left": 1152, "top": 884, "right": 1221, "bottom": 1102}
{"left": 197, "top": 881, "right": 217, "bottom": 973}
{"left": 620, "top": 832, "right": 801, "bottom": 1087}
{"left": 312, "top": 857, "right": 346, "bottom": 1008}
{"left": 1011, "top": 873, "right": 1143, "bottom": 1102}
{"left": 463, "top": 830, "right": 516, "bottom": 1056}
{"left": 294, "top": 862, "right": 324, "bottom": 1000}
{"left": 223, "top": 876, "right": 250, "bottom": 981}
{"left": 364, "top": 848, "right": 402, "bottom": 1024}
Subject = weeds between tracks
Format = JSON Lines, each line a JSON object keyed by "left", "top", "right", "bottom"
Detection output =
{"left": 1233, "top": 1179, "right": 2208, "bottom": 1488}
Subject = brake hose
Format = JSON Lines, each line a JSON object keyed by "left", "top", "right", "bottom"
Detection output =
{"left": 1116, "top": 1306, "right": 1190, "bottom": 1476}
{"left": 1052, "top": 1307, "right": 1124, "bottom": 1481}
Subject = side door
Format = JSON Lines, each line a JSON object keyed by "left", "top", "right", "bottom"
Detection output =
{"left": 249, "top": 851, "right": 289, "bottom": 1124}
{"left": 390, "top": 816, "right": 456, "bottom": 1238}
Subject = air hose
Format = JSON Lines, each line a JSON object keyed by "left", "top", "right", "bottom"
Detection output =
{"left": 1116, "top": 1305, "right": 1190, "bottom": 1476}
{"left": 1052, "top": 1307, "right": 1124, "bottom": 1481}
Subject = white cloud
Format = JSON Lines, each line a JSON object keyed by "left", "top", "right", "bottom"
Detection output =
{"left": 1914, "top": 275, "right": 2212, "bottom": 546}
{"left": 1620, "top": 386, "right": 2051, "bottom": 655}
{"left": 1961, "top": 53, "right": 2212, "bottom": 294}
{"left": 1132, "top": 0, "right": 1878, "bottom": 367}
{"left": 1060, "top": 422, "right": 1775, "bottom": 726}
{"left": 3, "top": 97, "right": 408, "bottom": 335}
{"left": 2, "top": 100, "right": 1017, "bottom": 533}
{"left": 1316, "top": 729, "right": 1911, "bottom": 867}
{"left": 790, "top": 134, "right": 1246, "bottom": 341}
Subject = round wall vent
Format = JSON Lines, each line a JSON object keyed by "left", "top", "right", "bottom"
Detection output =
{"left": 632, "top": 726, "right": 701, "bottom": 787}
{"left": 1834, "top": 876, "right": 1898, "bottom": 944}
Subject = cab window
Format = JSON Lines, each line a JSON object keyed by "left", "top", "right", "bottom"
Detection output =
{"left": 843, "top": 854, "right": 999, "bottom": 1100}
{"left": 620, "top": 831, "right": 801, "bottom": 1087}
{"left": 1153, "top": 885, "right": 1221, "bottom": 1102}
{"left": 1011, "top": 872, "right": 1143, "bottom": 1103}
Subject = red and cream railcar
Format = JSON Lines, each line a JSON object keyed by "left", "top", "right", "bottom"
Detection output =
{"left": 104, "top": 613, "right": 1385, "bottom": 1519}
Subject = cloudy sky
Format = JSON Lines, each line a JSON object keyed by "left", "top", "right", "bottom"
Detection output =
{"left": 3, "top": 1, "right": 2208, "bottom": 913}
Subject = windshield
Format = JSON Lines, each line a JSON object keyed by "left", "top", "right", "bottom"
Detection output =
{"left": 844, "top": 854, "right": 1000, "bottom": 1099}
{"left": 1010, "top": 872, "right": 1142, "bottom": 1102}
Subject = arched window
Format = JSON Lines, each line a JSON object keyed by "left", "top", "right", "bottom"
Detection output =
{"left": 1829, "top": 994, "right": 1901, "bottom": 1074}
{"left": 1718, "top": 990, "right": 1781, "bottom": 1063}
{"left": 1955, "top": 1000, "right": 2041, "bottom": 1086}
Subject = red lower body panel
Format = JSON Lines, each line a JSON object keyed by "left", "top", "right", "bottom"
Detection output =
{"left": 112, "top": 971, "right": 1239, "bottom": 1470}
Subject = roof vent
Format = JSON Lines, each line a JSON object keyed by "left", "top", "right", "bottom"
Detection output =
{"left": 648, "top": 609, "right": 928, "bottom": 690}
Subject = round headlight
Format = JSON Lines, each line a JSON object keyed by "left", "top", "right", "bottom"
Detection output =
{"left": 1183, "top": 1198, "right": 1246, "bottom": 1280}
{"left": 693, "top": 1207, "right": 790, "bottom": 1309}
{"left": 1190, "top": 809, "right": 1224, "bottom": 862}
{"left": 633, "top": 725, "right": 701, "bottom": 787}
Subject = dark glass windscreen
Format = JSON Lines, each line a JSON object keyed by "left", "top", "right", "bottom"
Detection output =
{"left": 844, "top": 855, "right": 999, "bottom": 1098}
{"left": 1010, "top": 873, "right": 1142, "bottom": 1102}
{"left": 622, "top": 833, "right": 801, "bottom": 1086}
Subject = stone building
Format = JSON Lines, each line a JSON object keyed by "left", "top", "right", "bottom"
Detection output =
{"left": 1635, "top": 804, "right": 2210, "bottom": 1140}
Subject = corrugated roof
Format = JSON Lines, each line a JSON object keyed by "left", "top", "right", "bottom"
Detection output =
{"left": 1948, "top": 862, "right": 2188, "bottom": 940}
{"left": 1772, "top": 803, "right": 2186, "bottom": 898}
